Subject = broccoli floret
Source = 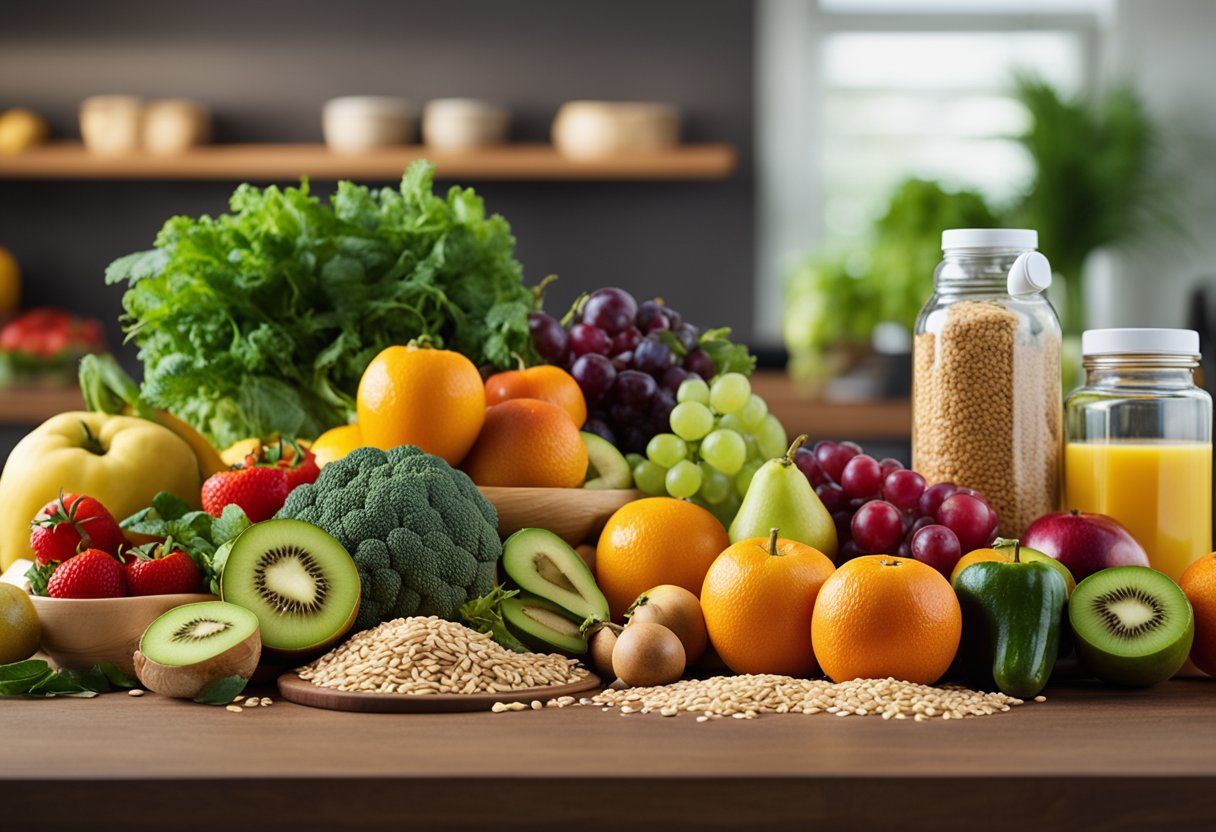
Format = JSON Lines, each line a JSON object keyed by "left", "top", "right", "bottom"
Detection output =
{"left": 278, "top": 445, "right": 501, "bottom": 629}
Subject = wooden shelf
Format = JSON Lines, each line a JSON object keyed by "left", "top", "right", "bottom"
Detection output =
{"left": 0, "top": 142, "right": 737, "bottom": 182}
{"left": 749, "top": 370, "right": 911, "bottom": 440}
{"left": 0, "top": 386, "right": 83, "bottom": 425}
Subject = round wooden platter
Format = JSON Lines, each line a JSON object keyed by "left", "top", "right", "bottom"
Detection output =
{"left": 276, "top": 671, "right": 602, "bottom": 713}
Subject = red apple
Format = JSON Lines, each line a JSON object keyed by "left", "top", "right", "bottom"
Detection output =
{"left": 1022, "top": 510, "right": 1149, "bottom": 582}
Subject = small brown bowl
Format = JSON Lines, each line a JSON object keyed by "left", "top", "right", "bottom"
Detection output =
{"left": 478, "top": 486, "right": 642, "bottom": 546}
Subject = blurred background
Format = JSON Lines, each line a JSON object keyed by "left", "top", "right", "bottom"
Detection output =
{"left": 1, "top": 0, "right": 1214, "bottom": 464}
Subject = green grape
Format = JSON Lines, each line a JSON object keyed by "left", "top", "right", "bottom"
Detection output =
{"left": 700, "top": 428, "right": 747, "bottom": 476}
{"left": 670, "top": 401, "right": 714, "bottom": 441}
{"left": 735, "top": 460, "right": 763, "bottom": 497}
{"left": 739, "top": 394, "right": 769, "bottom": 430}
{"left": 755, "top": 413, "right": 789, "bottom": 459}
{"left": 742, "top": 433, "right": 761, "bottom": 460}
{"left": 718, "top": 412, "right": 745, "bottom": 433}
{"left": 646, "top": 433, "right": 689, "bottom": 468}
{"left": 709, "top": 372, "right": 751, "bottom": 414}
{"left": 676, "top": 377, "right": 710, "bottom": 405}
{"left": 699, "top": 464, "right": 732, "bottom": 505}
{"left": 665, "top": 459, "right": 703, "bottom": 499}
{"left": 625, "top": 452, "right": 645, "bottom": 470}
{"left": 633, "top": 460, "right": 669, "bottom": 496}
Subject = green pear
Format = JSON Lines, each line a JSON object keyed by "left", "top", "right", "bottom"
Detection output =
{"left": 729, "top": 435, "right": 838, "bottom": 559}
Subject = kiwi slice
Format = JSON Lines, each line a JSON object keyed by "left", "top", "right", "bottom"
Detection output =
{"left": 1069, "top": 566, "right": 1194, "bottom": 687}
{"left": 502, "top": 594, "right": 588, "bottom": 655}
{"left": 220, "top": 519, "right": 360, "bottom": 656}
{"left": 501, "top": 528, "right": 610, "bottom": 622}
{"left": 134, "top": 601, "right": 261, "bottom": 698}
{"left": 581, "top": 431, "right": 632, "bottom": 489}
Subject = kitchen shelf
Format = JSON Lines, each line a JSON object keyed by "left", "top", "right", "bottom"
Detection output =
{"left": 749, "top": 370, "right": 911, "bottom": 440}
{"left": 0, "top": 142, "right": 737, "bottom": 181}
{"left": 0, "top": 385, "right": 83, "bottom": 425}
{"left": 2, "top": 678, "right": 1214, "bottom": 831}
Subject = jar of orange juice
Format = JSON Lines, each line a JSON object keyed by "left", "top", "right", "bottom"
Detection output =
{"left": 1064, "top": 329, "right": 1213, "bottom": 581}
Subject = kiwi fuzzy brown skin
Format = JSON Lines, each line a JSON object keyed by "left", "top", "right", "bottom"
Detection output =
{"left": 133, "top": 631, "right": 261, "bottom": 699}
{"left": 588, "top": 624, "right": 622, "bottom": 680}
{"left": 612, "top": 622, "right": 685, "bottom": 687}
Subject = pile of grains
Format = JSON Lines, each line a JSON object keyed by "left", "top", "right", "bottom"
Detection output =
{"left": 297, "top": 616, "right": 588, "bottom": 695}
{"left": 913, "top": 300, "right": 1061, "bottom": 535}
{"left": 578, "top": 675, "right": 1026, "bottom": 722}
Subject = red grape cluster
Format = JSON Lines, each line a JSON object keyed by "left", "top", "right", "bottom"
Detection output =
{"left": 529, "top": 287, "right": 721, "bottom": 454}
{"left": 795, "top": 440, "right": 999, "bottom": 577}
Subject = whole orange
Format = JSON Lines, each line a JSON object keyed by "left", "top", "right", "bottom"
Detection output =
{"left": 357, "top": 344, "right": 485, "bottom": 466}
{"left": 701, "top": 530, "right": 835, "bottom": 677}
{"left": 462, "top": 399, "right": 588, "bottom": 489}
{"left": 597, "top": 497, "right": 729, "bottom": 621}
{"left": 310, "top": 424, "right": 363, "bottom": 469}
{"left": 1179, "top": 552, "right": 1216, "bottom": 676}
{"left": 485, "top": 365, "right": 587, "bottom": 428}
{"left": 812, "top": 554, "right": 961, "bottom": 684}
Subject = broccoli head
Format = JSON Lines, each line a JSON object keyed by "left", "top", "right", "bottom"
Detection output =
{"left": 277, "top": 444, "right": 501, "bottom": 630}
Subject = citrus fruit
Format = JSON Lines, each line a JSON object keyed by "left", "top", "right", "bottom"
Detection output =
{"left": 812, "top": 554, "right": 961, "bottom": 684}
{"left": 462, "top": 399, "right": 588, "bottom": 489}
{"left": 485, "top": 365, "right": 587, "bottom": 428}
{"left": 311, "top": 424, "right": 363, "bottom": 469}
{"left": 0, "top": 583, "right": 40, "bottom": 664}
{"left": 596, "top": 497, "right": 729, "bottom": 620}
{"left": 357, "top": 343, "right": 485, "bottom": 466}
{"left": 701, "top": 529, "right": 835, "bottom": 676}
{"left": 1179, "top": 552, "right": 1216, "bottom": 676}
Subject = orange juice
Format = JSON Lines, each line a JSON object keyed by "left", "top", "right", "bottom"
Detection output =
{"left": 1064, "top": 440, "right": 1212, "bottom": 582}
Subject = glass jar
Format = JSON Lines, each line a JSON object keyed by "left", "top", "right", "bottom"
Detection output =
{"left": 1064, "top": 328, "right": 1213, "bottom": 581}
{"left": 913, "top": 229, "right": 1062, "bottom": 537}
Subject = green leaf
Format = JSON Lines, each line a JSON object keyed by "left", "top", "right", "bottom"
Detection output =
{"left": 212, "top": 504, "right": 251, "bottom": 546}
{"left": 152, "top": 491, "right": 195, "bottom": 521}
{"left": 97, "top": 663, "right": 137, "bottom": 689}
{"left": 0, "top": 660, "right": 55, "bottom": 695}
{"left": 459, "top": 586, "right": 530, "bottom": 653}
{"left": 24, "top": 562, "right": 55, "bottom": 597}
{"left": 193, "top": 675, "right": 249, "bottom": 705}
{"left": 656, "top": 330, "right": 688, "bottom": 358}
{"left": 1, "top": 661, "right": 137, "bottom": 697}
{"left": 208, "top": 539, "right": 236, "bottom": 596}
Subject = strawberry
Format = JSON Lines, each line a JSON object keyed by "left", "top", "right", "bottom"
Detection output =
{"left": 201, "top": 456, "right": 289, "bottom": 522}
{"left": 30, "top": 492, "right": 127, "bottom": 566}
{"left": 124, "top": 542, "right": 202, "bottom": 596}
{"left": 46, "top": 548, "right": 126, "bottom": 598}
{"left": 281, "top": 447, "right": 320, "bottom": 492}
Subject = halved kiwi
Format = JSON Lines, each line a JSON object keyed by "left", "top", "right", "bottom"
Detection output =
{"left": 1069, "top": 566, "right": 1194, "bottom": 687}
{"left": 581, "top": 431, "right": 632, "bottom": 489}
{"left": 220, "top": 519, "right": 360, "bottom": 656}
{"left": 502, "top": 593, "right": 588, "bottom": 655}
{"left": 134, "top": 601, "right": 261, "bottom": 698}
{"left": 501, "top": 528, "right": 610, "bottom": 622}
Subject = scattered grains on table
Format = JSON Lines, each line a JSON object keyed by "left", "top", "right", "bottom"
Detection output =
{"left": 297, "top": 616, "right": 588, "bottom": 695}
{"left": 225, "top": 705, "right": 243, "bottom": 713}
{"left": 1034, "top": 695, "right": 1047, "bottom": 703}
{"left": 127, "top": 689, "right": 145, "bottom": 697}
{"left": 244, "top": 698, "right": 259, "bottom": 708}
{"left": 260, "top": 697, "right": 274, "bottom": 706}
{"left": 589, "top": 675, "right": 1025, "bottom": 721}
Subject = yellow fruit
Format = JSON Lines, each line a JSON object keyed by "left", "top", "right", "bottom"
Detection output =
{"left": 311, "top": 424, "right": 363, "bottom": 469}
{"left": 0, "top": 584, "right": 40, "bottom": 664}
{"left": 0, "top": 245, "right": 19, "bottom": 319}
{"left": 221, "top": 438, "right": 263, "bottom": 466}
{"left": 0, "top": 109, "right": 49, "bottom": 154}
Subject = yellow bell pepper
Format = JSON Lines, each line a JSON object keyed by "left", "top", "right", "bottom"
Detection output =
{"left": 0, "top": 412, "right": 203, "bottom": 568}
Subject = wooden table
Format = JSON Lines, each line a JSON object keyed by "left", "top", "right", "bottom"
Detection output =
{"left": 3, "top": 679, "right": 1214, "bottom": 831}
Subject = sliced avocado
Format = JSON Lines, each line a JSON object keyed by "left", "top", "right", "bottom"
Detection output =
{"left": 502, "top": 594, "right": 588, "bottom": 655}
{"left": 502, "top": 528, "right": 610, "bottom": 622}
{"left": 581, "top": 431, "right": 633, "bottom": 489}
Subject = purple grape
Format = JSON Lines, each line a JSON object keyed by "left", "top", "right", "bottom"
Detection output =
{"left": 660, "top": 365, "right": 689, "bottom": 393}
{"left": 795, "top": 447, "right": 828, "bottom": 487}
{"left": 841, "top": 454, "right": 883, "bottom": 499}
{"left": 936, "top": 494, "right": 994, "bottom": 553}
{"left": 569, "top": 323, "right": 610, "bottom": 357}
{"left": 582, "top": 288, "right": 638, "bottom": 336}
{"left": 613, "top": 370, "right": 658, "bottom": 408}
{"left": 838, "top": 539, "right": 863, "bottom": 562}
{"left": 650, "top": 387, "right": 676, "bottom": 424}
{"left": 917, "top": 482, "right": 957, "bottom": 519}
{"left": 637, "top": 301, "right": 670, "bottom": 334}
{"left": 832, "top": 510, "right": 853, "bottom": 536}
{"left": 841, "top": 441, "right": 864, "bottom": 455}
{"left": 674, "top": 323, "right": 700, "bottom": 352}
{"left": 582, "top": 417, "right": 616, "bottom": 446}
{"left": 609, "top": 402, "right": 644, "bottom": 425}
{"left": 908, "top": 515, "right": 935, "bottom": 539}
{"left": 528, "top": 311, "right": 567, "bottom": 362}
{"left": 815, "top": 441, "right": 859, "bottom": 483}
{"left": 610, "top": 327, "right": 643, "bottom": 355}
{"left": 661, "top": 307, "right": 683, "bottom": 330}
{"left": 633, "top": 335, "right": 674, "bottom": 374}
{"left": 616, "top": 426, "right": 649, "bottom": 455}
{"left": 683, "top": 349, "right": 715, "bottom": 378}
{"left": 897, "top": 541, "right": 912, "bottom": 558}
{"left": 910, "top": 524, "right": 962, "bottom": 577}
{"left": 816, "top": 483, "right": 848, "bottom": 513}
{"left": 882, "top": 469, "right": 926, "bottom": 511}
{"left": 851, "top": 500, "right": 903, "bottom": 553}
{"left": 571, "top": 353, "right": 616, "bottom": 400}
{"left": 611, "top": 353, "right": 632, "bottom": 372}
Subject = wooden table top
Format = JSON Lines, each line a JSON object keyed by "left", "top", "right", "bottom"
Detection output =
{"left": 3, "top": 678, "right": 1214, "bottom": 831}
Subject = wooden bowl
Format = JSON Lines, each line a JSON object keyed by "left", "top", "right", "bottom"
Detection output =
{"left": 478, "top": 487, "right": 642, "bottom": 546}
{"left": 30, "top": 591, "right": 217, "bottom": 675}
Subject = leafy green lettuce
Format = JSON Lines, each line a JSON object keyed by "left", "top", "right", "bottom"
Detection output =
{"left": 106, "top": 162, "right": 537, "bottom": 446}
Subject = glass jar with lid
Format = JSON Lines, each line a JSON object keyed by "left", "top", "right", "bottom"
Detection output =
{"left": 913, "top": 228, "right": 1062, "bottom": 537}
{"left": 1064, "top": 328, "right": 1213, "bottom": 581}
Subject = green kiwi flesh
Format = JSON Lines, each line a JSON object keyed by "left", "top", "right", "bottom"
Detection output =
{"left": 139, "top": 601, "right": 259, "bottom": 667}
{"left": 1069, "top": 566, "right": 1194, "bottom": 687}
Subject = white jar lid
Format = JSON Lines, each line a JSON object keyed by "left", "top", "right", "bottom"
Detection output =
{"left": 942, "top": 228, "right": 1038, "bottom": 250}
{"left": 1082, "top": 328, "right": 1200, "bottom": 356}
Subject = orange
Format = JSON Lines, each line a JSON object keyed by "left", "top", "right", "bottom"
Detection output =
{"left": 311, "top": 424, "right": 363, "bottom": 469}
{"left": 485, "top": 365, "right": 587, "bottom": 428}
{"left": 1179, "top": 552, "right": 1216, "bottom": 676}
{"left": 812, "top": 554, "right": 961, "bottom": 684}
{"left": 596, "top": 497, "right": 729, "bottom": 621}
{"left": 462, "top": 399, "right": 588, "bottom": 489}
{"left": 701, "top": 530, "right": 835, "bottom": 677}
{"left": 357, "top": 343, "right": 485, "bottom": 466}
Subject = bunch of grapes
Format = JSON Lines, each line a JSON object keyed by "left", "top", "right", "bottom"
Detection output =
{"left": 630, "top": 372, "right": 789, "bottom": 525}
{"left": 528, "top": 287, "right": 748, "bottom": 454}
{"left": 795, "top": 441, "right": 999, "bottom": 576}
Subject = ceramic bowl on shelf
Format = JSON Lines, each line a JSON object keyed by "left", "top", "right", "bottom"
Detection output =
{"left": 322, "top": 96, "right": 416, "bottom": 153}
{"left": 551, "top": 101, "right": 679, "bottom": 159}
{"left": 79, "top": 95, "right": 142, "bottom": 155}
{"left": 422, "top": 98, "right": 509, "bottom": 151}
{"left": 477, "top": 486, "right": 642, "bottom": 546}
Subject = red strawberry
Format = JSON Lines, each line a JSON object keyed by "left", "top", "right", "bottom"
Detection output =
{"left": 281, "top": 448, "right": 320, "bottom": 492}
{"left": 47, "top": 548, "right": 126, "bottom": 599}
{"left": 30, "top": 492, "right": 127, "bottom": 566}
{"left": 201, "top": 458, "right": 289, "bottom": 522}
{"left": 124, "top": 544, "right": 202, "bottom": 596}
